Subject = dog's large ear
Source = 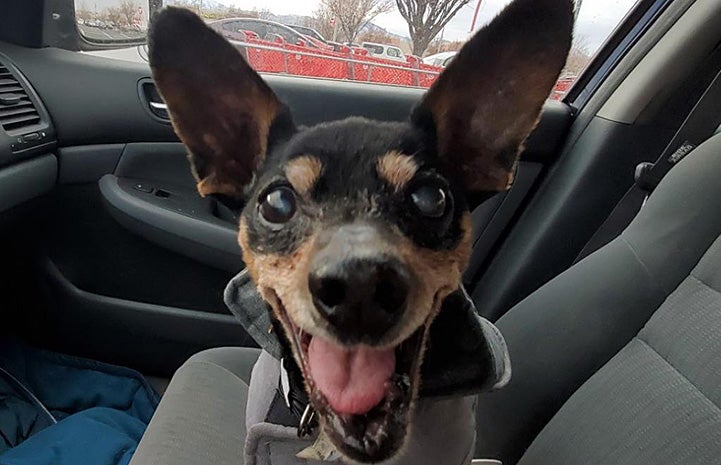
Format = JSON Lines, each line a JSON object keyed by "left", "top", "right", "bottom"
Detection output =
{"left": 149, "top": 7, "right": 294, "bottom": 198}
{"left": 413, "top": 0, "right": 573, "bottom": 193}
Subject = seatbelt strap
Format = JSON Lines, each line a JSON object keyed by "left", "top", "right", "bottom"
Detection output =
{"left": 574, "top": 67, "right": 721, "bottom": 263}
{"left": 573, "top": 185, "right": 648, "bottom": 263}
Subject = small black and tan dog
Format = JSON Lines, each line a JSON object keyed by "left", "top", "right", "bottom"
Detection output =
{"left": 149, "top": 0, "right": 572, "bottom": 462}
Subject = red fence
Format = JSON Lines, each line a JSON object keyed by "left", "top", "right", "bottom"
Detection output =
{"left": 232, "top": 35, "right": 576, "bottom": 99}
{"left": 233, "top": 37, "right": 443, "bottom": 88}
{"left": 551, "top": 76, "right": 576, "bottom": 101}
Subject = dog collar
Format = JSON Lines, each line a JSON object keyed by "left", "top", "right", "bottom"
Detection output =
{"left": 224, "top": 269, "right": 511, "bottom": 398}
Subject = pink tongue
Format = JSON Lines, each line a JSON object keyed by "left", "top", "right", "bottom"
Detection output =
{"left": 307, "top": 336, "right": 395, "bottom": 415}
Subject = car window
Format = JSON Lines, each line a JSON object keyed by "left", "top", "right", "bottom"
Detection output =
{"left": 233, "top": 20, "right": 250, "bottom": 33}
{"left": 289, "top": 25, "right": 325, "bottom": 42}
{"left": 221, "top": 21, "right": 237, "bottom": 33}
{"left": 267, "top": 24, "right": 293, "bottom": 43}
{"left": 75, "top": 0, "right": 640, "bottom": 93}
{"left": 237, "top": 20, "right": 267, "bottom": 38}
{"left": 363, "top": 44, "right": 385, "bottom": 55}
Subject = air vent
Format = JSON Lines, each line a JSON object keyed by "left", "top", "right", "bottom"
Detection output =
{"left": 0, "top": 64, "right": 41, "bottom": 133}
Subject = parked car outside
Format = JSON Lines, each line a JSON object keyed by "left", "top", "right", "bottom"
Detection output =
{"left": 422, "top": 51, "right": 457, "bottom": 68}
{"left": 209, "top": 18, "right": 319, "bottom": 48}
{"left": 285, "top": 24, "right": 328, "bottom": 44}
{"left": 361, "top": 42, "right": 406, "bottom": 62}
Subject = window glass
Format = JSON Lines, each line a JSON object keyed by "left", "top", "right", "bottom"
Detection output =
{"left": 222, "top": 22, "right": 238, "bottom": 32}
{"left": 268, "top": 24, "right": 292, "bottom": 42}
{"left": 363, "top": 44, "right": 385, "bottom": 55}
{"left": 76, "top": 0, "right": 640, "bottom": 94}
{"left": 75, "top": 0, "right": 148, "bottom": 44}
{"left": 237, "top": 20, "right": 268, "bottom": 38}
{"left": 290, "top": 25, "right": 325, "bottom": 42}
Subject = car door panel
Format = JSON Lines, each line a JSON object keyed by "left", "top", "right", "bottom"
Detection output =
{"left": 0, "top": 155, "right": 56, "bottom": 213}
{"left": 41, "top": 257, "right": 250, "bottom": 375}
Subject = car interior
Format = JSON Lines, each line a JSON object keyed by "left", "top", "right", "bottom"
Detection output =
{"left": 1, "top": 0, "right": 721, "bottom": 463}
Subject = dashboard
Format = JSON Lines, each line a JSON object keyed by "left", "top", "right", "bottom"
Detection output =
{"left": 0, "top": 50, "right": 57, "bottom": 213}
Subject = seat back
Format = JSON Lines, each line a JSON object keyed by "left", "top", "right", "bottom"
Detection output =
{"left": 521, "top": 231, "right": 721, "bottom": 464}
{"left": 474, "top": 133, "right": 721, "bottom": 464}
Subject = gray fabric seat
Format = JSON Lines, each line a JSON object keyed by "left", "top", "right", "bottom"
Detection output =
{"left": 132, "top": 133, "right": 721, "bottom": 465}
{"left": 476, "top": 132, "right": 721, "bottom": 464}
{"left": 520, "top": 240, "right": 721, "bottom": 464}
{"left": 130, "top": 347, "right": 260, "bottom": 465}
{"left": 132, "top": 347, "right": 477, "bottom": 465}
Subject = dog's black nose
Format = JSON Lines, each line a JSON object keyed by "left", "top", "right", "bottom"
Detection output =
{"left": 309, "top": 257, "right": 410, "bottom": 343}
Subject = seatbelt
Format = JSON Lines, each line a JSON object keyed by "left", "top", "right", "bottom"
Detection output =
{"left": 574, "top": 67, "right": 721, "bottom": 263}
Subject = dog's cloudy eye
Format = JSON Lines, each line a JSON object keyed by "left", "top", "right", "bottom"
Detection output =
{"left": 259, "top": 186, "right": 296, "bottom": 224}
{"left": 410, "top": 184, "right": 447, "bottom": 218}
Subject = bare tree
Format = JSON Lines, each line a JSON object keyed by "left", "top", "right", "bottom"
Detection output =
{"left": 319, "top": 0, "right": 394, "bottom": 43}
{"left": 256, "top": 9, "right": 273, "bottom": 20}
{"left": 104, "top": 7, "right": 124, "bottom": 25}
{"left": 396, "top": 0, "right": 471, "bottom": 56}
{"left": 427, "top": 37, "right": 464, "bottom": 56}
{"left": 358, "top": 28, "right": 396, "bottom": 45}
{"left": 308, "top": 7, "right": 336, "bottom": 41}
{"left": 75, "top": 0, "right": 92, "bottom": 22}
{"left": 563, "top": 33, "right": 592, "bottom": 76}
{"left": 118, "top": 0, "right": 140, "bottom": 26}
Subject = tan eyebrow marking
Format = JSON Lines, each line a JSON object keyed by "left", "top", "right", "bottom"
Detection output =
{"left": 285, "top": 155, "right": 323, "bottom": 196}
{"left": 376, "top": 151, "right": 419, "bottom": 192}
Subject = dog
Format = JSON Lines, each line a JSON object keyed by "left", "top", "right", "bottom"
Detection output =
{"left": 149, "top": 0, "right": 572, "bottom": 462}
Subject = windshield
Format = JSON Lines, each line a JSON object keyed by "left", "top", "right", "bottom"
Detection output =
{"left": 363, "top": 43, "right": 385, "bottom": 54}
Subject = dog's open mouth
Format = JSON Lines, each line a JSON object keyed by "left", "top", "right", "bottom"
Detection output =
{"left": 273, "top": 297, "right": 427, "bottom": 463}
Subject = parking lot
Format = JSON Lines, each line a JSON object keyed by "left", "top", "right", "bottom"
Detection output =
{"left": 78, "top": 24, "right": 144, "bottom": 42}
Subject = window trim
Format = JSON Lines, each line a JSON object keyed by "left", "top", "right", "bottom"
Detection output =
{"left": 565, "top": 0, "right": 675, "bottom": 110}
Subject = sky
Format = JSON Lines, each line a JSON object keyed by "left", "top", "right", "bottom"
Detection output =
{"left": 216, "top": 0, "right": 639, "bottom": 53}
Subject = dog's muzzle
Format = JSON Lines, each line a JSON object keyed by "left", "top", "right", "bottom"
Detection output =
{"left": 307, "top": 222, "right": 413, "bottom": 344}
